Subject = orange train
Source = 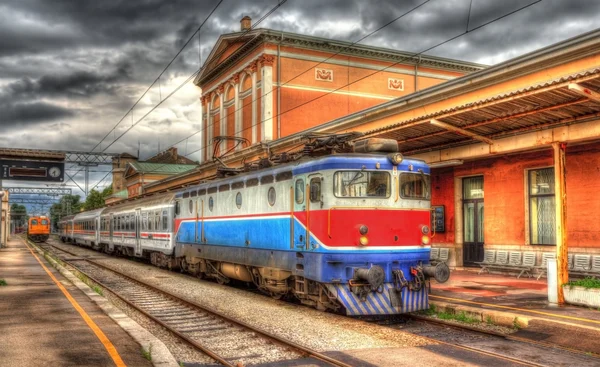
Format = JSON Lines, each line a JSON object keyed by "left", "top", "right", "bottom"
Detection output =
{"left": 28, "top": 216, "right": 50, "bottom": 242}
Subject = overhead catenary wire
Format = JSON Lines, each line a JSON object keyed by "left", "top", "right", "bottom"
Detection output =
{"left": 99, "top": 0, "right": 289, "bottom": 155}
{"left": 90, "top": 0, "right": 225, "bottom": 153}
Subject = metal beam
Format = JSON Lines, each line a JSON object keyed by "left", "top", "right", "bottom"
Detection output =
{"left": 0, "top": 148, "right": 125, "bottom": 165}
{"left": 429, "top": 119, "right": 494, "bottom": 145}
{"left": 6, "top": 187, "right": 71, "bottom": 195}
{"left": 9, "top": 198, "right": 59, "bottom": 205}
{"left": 568, "top": 83, "right": 600, "bottom": 103}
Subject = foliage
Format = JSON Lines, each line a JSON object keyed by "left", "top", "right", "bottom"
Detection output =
{"left": 10, "top": 204, "right": 28, "bottom": 225}
{"left": 141, "top": 345, "right": 152, "bottom": 361}
{"left": 567, "top": 277, "right": 600, "bottom": 289}
{"left": 49, "top": 194, "right": 82, "bottom": 230}
{"left": 0, "top": 279, "right": 7, "bottom": 286}
{"left": 82, "top": 185, "right": 113, "bottom": 211}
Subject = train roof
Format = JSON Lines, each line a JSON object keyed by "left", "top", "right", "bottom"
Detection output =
{"left": 72, "top": 207, "right": 105, "bottom": 221}
{"left": 101, "top": 192, "right": 175, "bottom": 215}
{"left": 177, "top": 153, "right": 429, "bottom": 198}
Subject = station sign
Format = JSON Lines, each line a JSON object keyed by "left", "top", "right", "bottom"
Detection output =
{"left": 0, "top": 159, "right": 64, "bottom": 182}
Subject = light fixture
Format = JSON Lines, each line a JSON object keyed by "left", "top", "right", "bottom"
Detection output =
{"left": 429, "top": 159, "right": 464, "bottom": 168}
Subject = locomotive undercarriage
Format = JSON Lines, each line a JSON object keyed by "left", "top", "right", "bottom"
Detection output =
{"left": 173, "top": 255, "right": 342, "bottom": 312}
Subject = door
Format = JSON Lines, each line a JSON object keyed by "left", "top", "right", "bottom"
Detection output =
{"left": 135, "top": 209, "right": 142, "bottom": 256}
{"left": 306, "top": 174, "right": 323, "bottom": 251}
{"left": 463, "top": 176, "right": 484, "bottom": 266}
{"left": 293, "top": 177, "right": 307, "bottom": 249}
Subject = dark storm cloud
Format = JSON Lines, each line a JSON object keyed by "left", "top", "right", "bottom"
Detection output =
{"left": 0, "top": 101, "right": 74, "bottom": 125}
{"left": 0, "top": 0, "right": 598, "bottom": 157}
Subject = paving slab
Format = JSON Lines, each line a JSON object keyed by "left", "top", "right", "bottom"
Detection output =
{"left": 0, "top": 238, "right": 153, "bottom": 367}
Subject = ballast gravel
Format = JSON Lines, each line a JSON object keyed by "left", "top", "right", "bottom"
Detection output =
{"left": 52, "top": 241, "right": 434, "bottom": 354}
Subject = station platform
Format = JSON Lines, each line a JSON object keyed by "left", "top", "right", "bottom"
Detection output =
{"left": 0, "top": 237, "right": 153, "bottom": 367}
{"left": 430, "top": 269, "right": 600, "bottom": 353}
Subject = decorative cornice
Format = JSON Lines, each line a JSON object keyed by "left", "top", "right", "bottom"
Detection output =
{"left": 259, "top": 54, "right": 275, "bottom": 67}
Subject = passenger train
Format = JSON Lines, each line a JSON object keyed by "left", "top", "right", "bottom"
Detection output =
{"left": 58, "top": 137, "right": 449, "bottom": 316}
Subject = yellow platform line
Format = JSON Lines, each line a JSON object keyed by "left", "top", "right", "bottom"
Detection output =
{"left": 431, "top": 294, "right": 600, "bottom": 325}
{"left": 24, "top": 240, "right": 127, "bottom": 367}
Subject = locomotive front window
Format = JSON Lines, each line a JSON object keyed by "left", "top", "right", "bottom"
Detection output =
{"left": 400, "top": 172, "right": 431, "bottom": 199}
{"left": 41, "top": 219, "right": 48, "bottom": 225}
{"left": 334, "top": 171, "right": 390, "bottom": 198}
{"left": 32, "top": 220, "right": 38, "bottom": 225}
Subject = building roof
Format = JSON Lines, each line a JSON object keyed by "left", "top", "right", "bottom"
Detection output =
{"left": 195, "top": 28, "right": 486, "bottom": 87}
{"left": 145, "top": 147, "right": 196, "bottom": 165}
{"left": 126, "top": 161, "right": 198, "bottom": 176}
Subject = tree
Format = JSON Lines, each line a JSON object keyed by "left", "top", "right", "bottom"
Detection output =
{"left": 49, "top": 194, "right": 82, "bottom": 230}
{"left": 10, "top": 204, "right": 28, "bottom": 229}
{"left": 82, "top": 185, "right": 113, "bottom": 211}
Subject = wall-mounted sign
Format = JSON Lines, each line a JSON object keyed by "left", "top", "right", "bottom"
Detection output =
{"left": 1, "top": 160, "right": 64, "bottom": 182}
{"left": 315, "top": 68, "right": 333, "bottom": 82}
{"left": 388, "top": 78, "right": 404, "bottom": 91}
{"left": 431, "top": 205, "right": 445, "bottom": 233}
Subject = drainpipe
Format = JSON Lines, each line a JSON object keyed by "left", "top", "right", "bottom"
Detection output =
{"left": 277, "top": 32, "right": 282, "bottom": 139}
{"left": 414, "top": 55, "right": 421, "bottom": 92}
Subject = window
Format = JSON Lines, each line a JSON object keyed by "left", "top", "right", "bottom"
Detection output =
{"left": 400, "top": 172, "right": 430, "bottom": 199}
{"left": 208, "top": 187, "right": 218, "bottom": 194}
{"left": 219, "top": 184, "right": 230, "bottom": 192}
{"left": 246, "top": 178, "right": 259, "bottom": 187}
{"left": 236, "top": 192, "right": 242, "bottom": 209}
{"left": 295, "top": 179, "right": 304, "bottom": 204}
{"left": 189, "top": 199, "right": 194, "bottom": 214}
{"left": 162, "top": 211, "right": 168, "bottom": 231}
{"left": 261, "top": 175, "right": 274, "bottom": 184}
{"left": 232, "top": 181, "right": 244, "bottom": 189}
{"left": 183, "top": 192, "right": 190, "bottom": 199}
{"left": 155, "top": 212, "right": 160, "bottom": 231}
{"left": 142, "top": 213, "right": 148, "bottom": 231}
{"left": 149, "top": 214, "right": 154, "bottom": 231}
{"left": 310, "top": 178, "right": 321, "bottom": 202}
{"left": 190, "top": 190, "right": 198, "bottom": 197}
{"left": 175, "top": 201, "right": 181, "bottom": 216}
{"left": 209, "top": 197, "right": 214, "bottom": 211}
{"left": 276, "top": 171, "right": 293, "bottom": 182}
{"left": 41, "top": 219, "right": 48, "bottom": 225}
{"left": 334, "top": 171, "right": 391, "bottom": 198}
{"left": 529, "top": 168, "right": 555, "bottom": 245}
{"left": 268, "top": 187, "right": 276, "bottom": 206}
{"left": 198, "top": 188, "right": 207, "bottom": 195}
{"left": 32, "top": 219, "right": 38, "bottom": 225}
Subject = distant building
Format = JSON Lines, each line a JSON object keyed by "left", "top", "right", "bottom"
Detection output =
{"left": 195, "top": 16, "right": 484, "bottom": 162}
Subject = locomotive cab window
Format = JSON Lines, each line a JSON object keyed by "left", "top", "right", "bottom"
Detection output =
{"left": 41, "top": 219, "right": 48, "bottom": 225}
{"left": 310, "top": 178, "right": 321, "bottom": 202}
{"left": 334, "top": 171, "right": 390, "bottom": 198}
{"left": 32, "top": 219, "right": 38, "bottom": 225}
{"left": 400, "top": 172, "right": 430, "bottom": 199}
{"left": 295, "top": 179, "right": 304, "bottom": 204}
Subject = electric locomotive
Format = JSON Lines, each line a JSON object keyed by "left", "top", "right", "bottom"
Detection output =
{"left": 28, "top": 216, "right": 51, "bottom": 242}
{"left": 59, "top": 134, "right": 449, "bottom": 316}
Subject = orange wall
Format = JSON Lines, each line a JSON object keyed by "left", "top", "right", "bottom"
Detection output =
{"left": 430, "top": 145, "right": 600, "bottom": 249}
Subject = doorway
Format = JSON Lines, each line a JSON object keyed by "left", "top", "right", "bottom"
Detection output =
{"left": 463, "top": 176, "right": 484, "bottom": 266}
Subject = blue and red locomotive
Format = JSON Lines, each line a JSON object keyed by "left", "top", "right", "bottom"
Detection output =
{"left": 59, "top": 135, "right": 449, "bottom": 316}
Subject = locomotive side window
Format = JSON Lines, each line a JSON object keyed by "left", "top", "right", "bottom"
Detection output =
{"left": 333, "top": 171, "right": 390, "bottom": 198}
{"left": 310, "top": 178, "right": 321, "bottom": 202}
{"left": 400, "top": 172, "right": 430, "bottom": 199}
{"left": 209, "top": 197, "right": 214, "bottom": 211}
{"left": 236, "top": 192, "right": 242, "bottom": 209}
{"left": 188, "top": 199, "right": 194, "bottom": 214}
{"left": 268, "top": 187, "right": 276, "bottom": 206}
{"left": 295, "top": 179, "right": 304, "bottom": 204}
{"left": 175, "top": 200, "right": 181, "bottom": 216}
{"left": 155, "top": 211, "right": 160, "bottom": 231}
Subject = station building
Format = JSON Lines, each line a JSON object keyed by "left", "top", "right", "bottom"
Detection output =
{"left": 195, "top": 16, "right": 483, "bottom": 162}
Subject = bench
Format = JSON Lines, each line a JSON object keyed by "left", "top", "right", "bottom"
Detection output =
{"left": 477, "top": 250, "right": 535, "bottom": 278}
{"left": 535, "top": 252, "right": 555, "bottom": 280}
{"left": 430, "top": 248, "right": 449, "bottom": 265}
{"left": 570, "top": 255, "right": 600, "bottom": 278}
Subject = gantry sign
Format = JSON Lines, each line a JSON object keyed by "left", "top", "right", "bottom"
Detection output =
{"left": 0, "top": 149, "right": 65, "bottom": 183}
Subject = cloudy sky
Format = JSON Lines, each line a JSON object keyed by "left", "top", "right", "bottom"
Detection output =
{"left": 1, "top": 0, "right": 599, "bottom": 201}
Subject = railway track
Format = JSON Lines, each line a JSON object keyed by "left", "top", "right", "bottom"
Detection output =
{"left": 37, "top": 239, "right": 600, "bottom": 367}
{"left": 34, "top": 241, "right": 351, "bottom": 367}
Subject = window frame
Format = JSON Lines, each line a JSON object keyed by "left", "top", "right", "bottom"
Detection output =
{"left": 333, "top": 170, "right": 392, "bottom": 199}
{"left": 267, "top": 187, "right": 276, "bottom": 206}
{"left": 295, "top": 179, "right": 305, "bottom": 204}
{"left": 528, "top": 167, "right": 556, "bottom": 246}
{"left": 399, "top": 172, "right": 430, "bottom": 200}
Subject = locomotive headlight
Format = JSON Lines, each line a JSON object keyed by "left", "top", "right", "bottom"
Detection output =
{"left": 359, "top": 225, "right": 369, "bottom": 235}
{"left": 421, "top": 225, "right": 430, "bottom": 235}
{"left": 421, "top": 235, "right": 431, "bottom": 245}
{"left": 387, "top": 153, "right": 404, "bottom": 165}
{"left": 359, "top": 236, "right": 369, "bottom": 246}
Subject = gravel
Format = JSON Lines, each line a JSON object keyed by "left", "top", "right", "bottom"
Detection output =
{"left": 50, "top": 240, "right": 434, "bottom": 355}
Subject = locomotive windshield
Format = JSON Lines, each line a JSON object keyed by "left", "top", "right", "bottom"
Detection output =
{"left": 334, "top": 171, "right": 390, "bottom": 198}
{"left": 400, "top": 172, "right": 431, "bottom": 199}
